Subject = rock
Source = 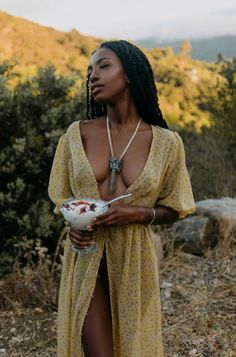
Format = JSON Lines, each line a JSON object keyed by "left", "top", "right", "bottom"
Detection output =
{"left": 161, "top": 282, "right": 173, "bottom": 298}
{"left": 34, "top": 307, "right": 43, "bottom": 314}
{"left": 157, "top": 197, "right": 236, "bottom": 255}
{"left": 171, "top": 215, "right": 218, "bottom": 255}
{"left": 10, "top": 336, "right": 22, "bottom": 343}
{"left": 196, "top": 197, "right": 236, "bottom": 239}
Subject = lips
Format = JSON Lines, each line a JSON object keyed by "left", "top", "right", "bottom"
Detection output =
{"left": 91, "top": 84, "right": 104, "bottom": 94}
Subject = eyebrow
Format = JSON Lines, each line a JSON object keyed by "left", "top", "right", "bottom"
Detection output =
{"left": 87, "top": 57, "right": 111, "bottom": 71}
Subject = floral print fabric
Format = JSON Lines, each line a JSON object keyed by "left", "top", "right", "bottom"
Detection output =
{"left": 48, "top": 120, "right": 196, "bottom": 357}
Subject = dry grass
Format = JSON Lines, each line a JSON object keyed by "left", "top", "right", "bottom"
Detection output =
{"left": 0, "top": 234, "right": 235, "bottom": 356}
{"left": 0, "top": 268, "right": 59, "bottom": 311}
{"left": 159, "top": 234, "right": 236, "bottom": 356}
{"left": 0, "top": 308, "right": 57, "bottom": 356}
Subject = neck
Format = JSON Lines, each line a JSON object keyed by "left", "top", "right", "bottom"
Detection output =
{"left": 106, "top": 99, "right": 140, "bottom": 129}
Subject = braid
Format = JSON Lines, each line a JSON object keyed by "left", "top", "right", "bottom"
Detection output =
{"left": 86, "top": 40, "right": 168, "bottom": 129}
{"left": 86, "top": 77, "right": 91, "bottom": 119}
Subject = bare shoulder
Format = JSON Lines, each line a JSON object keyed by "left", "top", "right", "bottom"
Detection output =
{"left": 66, "top": 117, "right": 106, "bottom": 138}
{"left": 79, "top": 117, "right": 106, "bottom": 137}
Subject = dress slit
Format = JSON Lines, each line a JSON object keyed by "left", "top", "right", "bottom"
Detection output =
{"left": 98, "top": 246, "right": 111, "bottom": 314}
{"left": 81, "top": 246, "right": 114, "bottom": 356}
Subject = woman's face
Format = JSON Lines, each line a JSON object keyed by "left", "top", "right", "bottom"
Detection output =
{"left": 87, "top": 47, "right": 129, "bottom": 104}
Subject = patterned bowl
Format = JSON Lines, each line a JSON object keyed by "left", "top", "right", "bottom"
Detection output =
{"left": 60, "top": 197, "right": 108, "bottom": 230}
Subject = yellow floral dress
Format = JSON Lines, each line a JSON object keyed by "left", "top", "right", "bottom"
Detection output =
{"left": 48, "top": 120, "right": 196, "bottom": 357}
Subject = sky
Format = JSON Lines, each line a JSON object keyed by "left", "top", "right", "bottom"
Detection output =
{"left": 0, "top": 0, "right": 236, "bottom": 40}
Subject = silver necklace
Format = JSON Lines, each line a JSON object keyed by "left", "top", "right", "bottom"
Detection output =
{"left": 106, "top": 116, "right": 142, "bottom": 193}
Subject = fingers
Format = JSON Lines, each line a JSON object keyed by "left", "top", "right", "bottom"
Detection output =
{"left": 91, "top": 215, "right": 116, "bottom": 228}
{"left": 69, "top": 226, "right": 96, "bottom": 249}
{"left": 70, "top": 226, "right": 94, "bottom": 238}
{"left": 91, "top": 207, "right": 117, "bottom": 227}
{"left": 92, "top": 206, "right": 114, "bottom": 223}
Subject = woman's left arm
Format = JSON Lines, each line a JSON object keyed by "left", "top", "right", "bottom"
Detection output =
{"left": 89, "top": 204, "right": 178, "bottom": 229}
{"left": 134, "top": 205, "right": 179, "bottom": 225}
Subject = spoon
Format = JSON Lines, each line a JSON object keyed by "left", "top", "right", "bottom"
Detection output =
{"left": 102, "top": 192, "right": 132, "bottom": 207}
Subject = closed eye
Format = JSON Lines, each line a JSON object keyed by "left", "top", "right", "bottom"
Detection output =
{"left": 100, "top": 64, "right": 109, "bottom": 69}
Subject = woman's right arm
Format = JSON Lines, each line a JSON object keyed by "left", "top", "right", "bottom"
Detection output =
{"left": 48, "top": 134, "right": 73, "bottom": 214}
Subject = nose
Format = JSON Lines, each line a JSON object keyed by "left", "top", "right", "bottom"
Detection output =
{"left": 89, "top": 68, "right": 99, "bottom": 83}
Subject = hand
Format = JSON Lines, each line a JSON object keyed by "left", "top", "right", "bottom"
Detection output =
{"left": 69, "top": 226, "right": 96, "bottom": 249}
{"left": 89, "top": 203, "right": 140, "bottom": 229}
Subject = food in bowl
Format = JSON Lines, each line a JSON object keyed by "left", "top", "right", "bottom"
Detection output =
{"left": 60, "top": 197, "right": 108, "bottom": 230}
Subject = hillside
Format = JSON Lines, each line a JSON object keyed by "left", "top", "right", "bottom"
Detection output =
{"left": 136, "top": 35, "right": 236, "bottom": 62}
{"left": 0, "top": 11, "right": 102, "bottom": 77}
{"left": 0, "top": 11, "right": 222, "bottom": 129}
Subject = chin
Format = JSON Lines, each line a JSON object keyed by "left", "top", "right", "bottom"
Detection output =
{"left": 93, "top": 95, "right": 109, "bottom": 104}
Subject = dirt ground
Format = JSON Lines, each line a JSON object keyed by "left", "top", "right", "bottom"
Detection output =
{"left": 0, "top": 242, "right": 235, "bottom": 357}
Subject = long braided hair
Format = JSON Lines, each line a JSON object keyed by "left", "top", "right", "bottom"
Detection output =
{"left": 86, "top": 40, "right": 168, "bottom": 129}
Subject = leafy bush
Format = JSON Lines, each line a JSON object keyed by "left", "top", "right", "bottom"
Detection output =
{"left": 179, "top": 59, "right": 236, "bottom": 201}
{"left": 0, "top": 62, "right": 86, "bottom": 275}
{"left": 180, "top": 127, "right": 236, "bottom": 200}
{"left": 207, "top": 58, "right": 236, "bottom": 168}
{"left": 0, "top": 59, "right": 235, "bottom": 277}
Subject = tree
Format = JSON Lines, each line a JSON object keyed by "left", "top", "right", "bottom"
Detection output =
{"left": 0, "top": 63, "right": 87, "bottom": 274}
{"left": 208, "top": 58, "right": 236, "bottom": 168}
{"left": 179, "top": 40, "right": 192, "bottom": 57}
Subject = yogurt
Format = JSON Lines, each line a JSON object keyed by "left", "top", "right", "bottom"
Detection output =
{"left": 60, "top": 198, "right": 108, "bottom": 230}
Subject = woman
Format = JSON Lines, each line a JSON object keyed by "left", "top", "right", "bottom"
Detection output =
{"left": 48, "top": 40, "right": 196, "bottom": 357}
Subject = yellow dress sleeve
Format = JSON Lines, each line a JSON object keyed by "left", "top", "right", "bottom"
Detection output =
{"left": 157, "top": 132, "right": 196, "bottom": 219}
{"left": 48, "top": 134, "right": 73, "bottom": 215}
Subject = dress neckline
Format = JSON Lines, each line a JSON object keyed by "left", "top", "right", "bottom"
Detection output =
{"left": 77, "top": 120, "right": 156, "bottom": 201}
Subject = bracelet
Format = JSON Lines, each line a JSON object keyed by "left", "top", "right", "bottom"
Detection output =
{"left": 148, "top": 208, "right": 156, "bottom": 225}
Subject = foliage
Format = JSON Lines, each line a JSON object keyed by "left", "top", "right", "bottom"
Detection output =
{"left": 207, "top": 58, "right": 236, "bottom": 168}
{"left": 147, "top": 48, "right": 219, "bottom": 129}
{"left": 0, "top": 51, "right": 235, "bottom": 277}
{"left": 180, "top": 127, "right": 236, "bottom": 200}
{"left": 177, "top": 58, "right": 236, "bottom": 201}
{"left": 0, "top": 62, "right": 86, "bottom": 275}
{"left": 0, "top": 11, "right": 222, "bottom": 129}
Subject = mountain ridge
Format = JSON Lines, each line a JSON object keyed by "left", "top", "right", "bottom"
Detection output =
{"left": 135, "top": 35, "right": 236, "bottom": 62}
{"left": 0, "top": 11, "right": 103, "bottom": 76}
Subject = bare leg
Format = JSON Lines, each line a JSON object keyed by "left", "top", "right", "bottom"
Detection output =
{"left": 82, "top": 251, "right": 114, "bottom": 357}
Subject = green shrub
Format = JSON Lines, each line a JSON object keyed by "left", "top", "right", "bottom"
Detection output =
{"left": 0, "top": 62, "right": 86, "bottom": 275}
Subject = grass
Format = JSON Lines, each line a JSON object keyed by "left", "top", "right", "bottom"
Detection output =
{"left": 0, "top": 231, "right": 235, "bottom": 356}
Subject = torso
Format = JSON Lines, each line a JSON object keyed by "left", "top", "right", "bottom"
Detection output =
{"left": 79, "top": 117, "right": 153, "bottom": 201}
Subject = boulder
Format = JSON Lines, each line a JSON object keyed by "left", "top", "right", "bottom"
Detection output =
{"left": 156, "top": 197, "right": 236, "bottom": 255}
{"left": 171, "top": 215, "right": 218, "bottom": 255}
{"left": 196, "top": 197, "right": 236, "bottom": 239}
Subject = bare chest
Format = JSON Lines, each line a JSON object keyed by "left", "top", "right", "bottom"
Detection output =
{"left": 80, "top": 122, "right": 153, "bottom": 197}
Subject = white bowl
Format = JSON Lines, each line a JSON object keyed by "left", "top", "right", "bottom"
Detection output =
{"left": 60, "top": 197, "right": 108, "bottom": 230}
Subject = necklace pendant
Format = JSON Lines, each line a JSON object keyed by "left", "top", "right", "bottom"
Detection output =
{"left": 109, "top": 157, "right": 122, "bottom": 172}
{"left": 109, "top": 157, "right": 122, "bottom": 193}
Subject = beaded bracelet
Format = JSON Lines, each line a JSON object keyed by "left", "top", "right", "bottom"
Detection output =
{"left": 148, "top": 208, "right": 156, "bottom": 225}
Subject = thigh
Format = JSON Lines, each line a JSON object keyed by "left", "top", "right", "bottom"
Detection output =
{"left": 82, "top": 253, "right": 114, "bottom": 357}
